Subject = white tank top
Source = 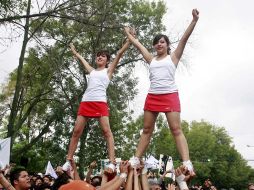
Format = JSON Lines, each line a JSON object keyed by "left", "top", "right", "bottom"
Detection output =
{"left": 82, "top": 68, "right": 110, "bottom": 102}
{"left": 148, "top": 55, "right": 178, "bottom": 94}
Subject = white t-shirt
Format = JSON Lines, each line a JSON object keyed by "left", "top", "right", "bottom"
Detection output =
{"left": 148, "top": 55, "right": 178, "bottom": 94}
{"left": 82, "top": 68, "right": 110, "bottom": 102}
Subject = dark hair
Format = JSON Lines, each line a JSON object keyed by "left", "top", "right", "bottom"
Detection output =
{"left": 43, "top": 175, "right": 52, "bottom": 181}
{"left": 91, "top": 176, "right": 102, "bottom": 187}
{"left": 52, "top": 172, "right": 71, "bottom": 190}
{"left": 153, "top": 34, "right": 171, "bottom": 54}
{"left": 96, "top": 50, "right": 110, "bottom": 62}
{"left": 10, "top": 166, "right": 27, "bottom": 186}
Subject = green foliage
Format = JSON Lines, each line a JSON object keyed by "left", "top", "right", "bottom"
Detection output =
{"left": 0, "top": 0, "right": 166, "bottom": 174}
{"left": 150, "top": 118, "right": 254, "bottom": 190}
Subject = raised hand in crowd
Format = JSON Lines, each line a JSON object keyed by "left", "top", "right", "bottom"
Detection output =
{"left": 175, "top": 165, "right": 191, "bottom": 190}
{"left": 86, "top": 161, "right": 97, "bottom": 184}
{"left": 168, "top": 183, "right": 176, "bottom": 190}
{"left": 69, "top": 159, "right": 80, "bottom": 180}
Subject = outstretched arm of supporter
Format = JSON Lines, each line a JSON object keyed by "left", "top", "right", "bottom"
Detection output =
{"left": 0, "top": 172, "right": 15, "bottom": 190}
{"left": 125, "top": 166, "right": 133, "bottom": 190}
{"left": 171, "top": 9, "right": 199, "bottom": 65}
{"left": 107, "top": 39, "right": 130, "bottom": 79}
{"left": 69, "top": 159, "right": 80, "bottom": 180}
{"left": 133, "top": 167, "right": 140, "bottom": 190}
{"left": 140, "top": 166, "right": 149, "bottom": 190}
{"left": 100, "top": 161, "right": 129, "bottom": 190}
{"left": 175, "top": 165, "right": 191, "bottom": 190}
{"left": 69, "top": 43, "right": 94, "bottom": 73}
{"left": 86, "top": 161, "right": 97, "bottom": 183}
{"left": 124, "top": 27, "right": 153, "bottom": 64}
{"left": 101, "top": 170, "right": 108, "bottom": 187}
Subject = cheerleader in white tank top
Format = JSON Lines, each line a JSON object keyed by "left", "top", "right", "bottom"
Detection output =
{"left": 124, "top": 9, "right": 199, "bottom": 176}
{"left": 63, "top": 40, "right": 130, "bottom": 174}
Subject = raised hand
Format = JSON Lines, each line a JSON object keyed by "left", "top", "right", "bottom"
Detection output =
{"left": 69, "top": 43, "right": 78, "bottom": 55}
{"left": 129, "top": 27, "right": 136, "bottom": 37}
{"left": 120, "top": 160, "right": 130, "bottom": 174}
{"left": 89, "top": 161, "right": 97, "bottom": 169}
{"left": 192, "top": 9, "right": 199, "bottom": 22}
{"left": 124, "top": 26, "right": 131, "bottom": 35}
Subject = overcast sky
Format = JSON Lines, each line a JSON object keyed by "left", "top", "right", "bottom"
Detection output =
{"left": 133, "top": 0, "right": 254, "bottom": 168}
{"left": 1, "top": 0, "right": 254, "bottom": 168}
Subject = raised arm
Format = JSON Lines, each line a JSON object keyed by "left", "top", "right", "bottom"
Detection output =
{"left": 85, "top": 161, "right": 97, "bottom": 183}
{"left": 125, "top": 167, "right": 134, "bottom": 190}
{"left": 0, "top": 172, "right": 15, "bottom": 190}
{"left": 133, "top": 167, "right": 140, "bottom": 190}
{"left": 69, "top": 159, "right": 80, "bottom": 180}
{"left": 171, "top": 9, "right": 199, "bottom": 65}
{"left": 107, "top": 39, "right": 130, "bottom": 79}
{"left": 70, "top": 43, "right": 94, "bottom": 73}
{"left": 99, "top": 161, "right": 130, "bottom": 190}
{"left": 124, "top": 26, "right": 153, "bottom": 64}
{"left": 140, "top": 162, "right": 149, "bottom": 190}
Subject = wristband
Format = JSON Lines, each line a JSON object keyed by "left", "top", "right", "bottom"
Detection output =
{"left": 120, "top": 173, "right": 127, "bottom": 179}
{"left": 178, "top": 181, "right": 188, "bottom": 190}
{"left": 176, "top": 174, "right": 188, "bottom": 190}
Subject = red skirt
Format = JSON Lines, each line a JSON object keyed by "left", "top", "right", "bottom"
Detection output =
{"left": 144, "top": 92, "right": 181, "bottom": 112}
{"left": 77, "top": 102, "right": 109, "bottom": 117}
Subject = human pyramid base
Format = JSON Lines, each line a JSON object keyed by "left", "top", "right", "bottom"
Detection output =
{"left": 0, "top": 8, "right": 200, "bottom": 190}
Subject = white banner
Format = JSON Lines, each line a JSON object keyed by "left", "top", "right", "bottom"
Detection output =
{"left": 101, "top": 158, "right": 121, "bottom": 174}
{"left": 45, "top": 161, "right": 58, "bottom": 179}
{"left": 159, "top": 154, "right": 175, "bottom": 179}
{"left": 0, "top": 137, "right": 11, "bottom": 169}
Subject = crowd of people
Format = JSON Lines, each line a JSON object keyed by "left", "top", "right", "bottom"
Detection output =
{"left": 0, "top": 160, "right": 253, "bottom": 190}
{"left": 0, "top": 159, "right": 208, "bottom": 190}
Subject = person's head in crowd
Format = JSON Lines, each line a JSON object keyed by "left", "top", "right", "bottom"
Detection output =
{"left": 52, "top": 172, "right": 72, "bottom": 190}
{"left": 90, "top": 176, "right": 102, "bottom": 188}
{"left": 29, "top": 174, "right": 37, "bottom": 187}
{"left": 148, "top": 178, "right": 161, "bottom": 190}
{"left": 35, "top": 176, "right": 43, "bottom": 186}
{"left": 10, "top": 166, "right": 31, "bottom": 190}
{"left": 53, "top": 171, "right": 95, "bottom": 190}
{"left": 148, "top": 170, "right": 156, "bottom": 179}
{"left": 43, "top": 175, "right": 52, "bottom": 186}
{"left": 31, "top": 174, "right": 37, "bottom": 181}
{"left": 203, "top": 178, "right": 212, "bottom": 189}
{"left": 248, "top": 183, "right": 254, "bottom": 190}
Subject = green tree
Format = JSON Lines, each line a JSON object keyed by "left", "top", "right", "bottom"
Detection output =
{"left": 0, "top": 0, "right": 167, "bottom": 173}
{"left": 128, "top": 116, "right": 254, "bottom": 190}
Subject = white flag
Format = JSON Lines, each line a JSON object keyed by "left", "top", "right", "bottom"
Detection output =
{"left": 45, "top": 161, "right": 58, "bottom": 179}
{"left": 145, "top": 155, "right": 159, "bottom": 169}
{"left": 0, "top": 137, "right": 11, "bottom": 169}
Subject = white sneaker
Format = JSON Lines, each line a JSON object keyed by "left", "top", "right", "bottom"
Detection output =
{"left": 62, "top": 160, "right": 72, "bottom": 171}
{"left": 129, "top": 157, "right": 140, "bottom": 167}
{"left": 104, "top": 162, "right": 115, "bottom": 174}
{"left": 183, "top": 160, "right": 195, "bottom": 174}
